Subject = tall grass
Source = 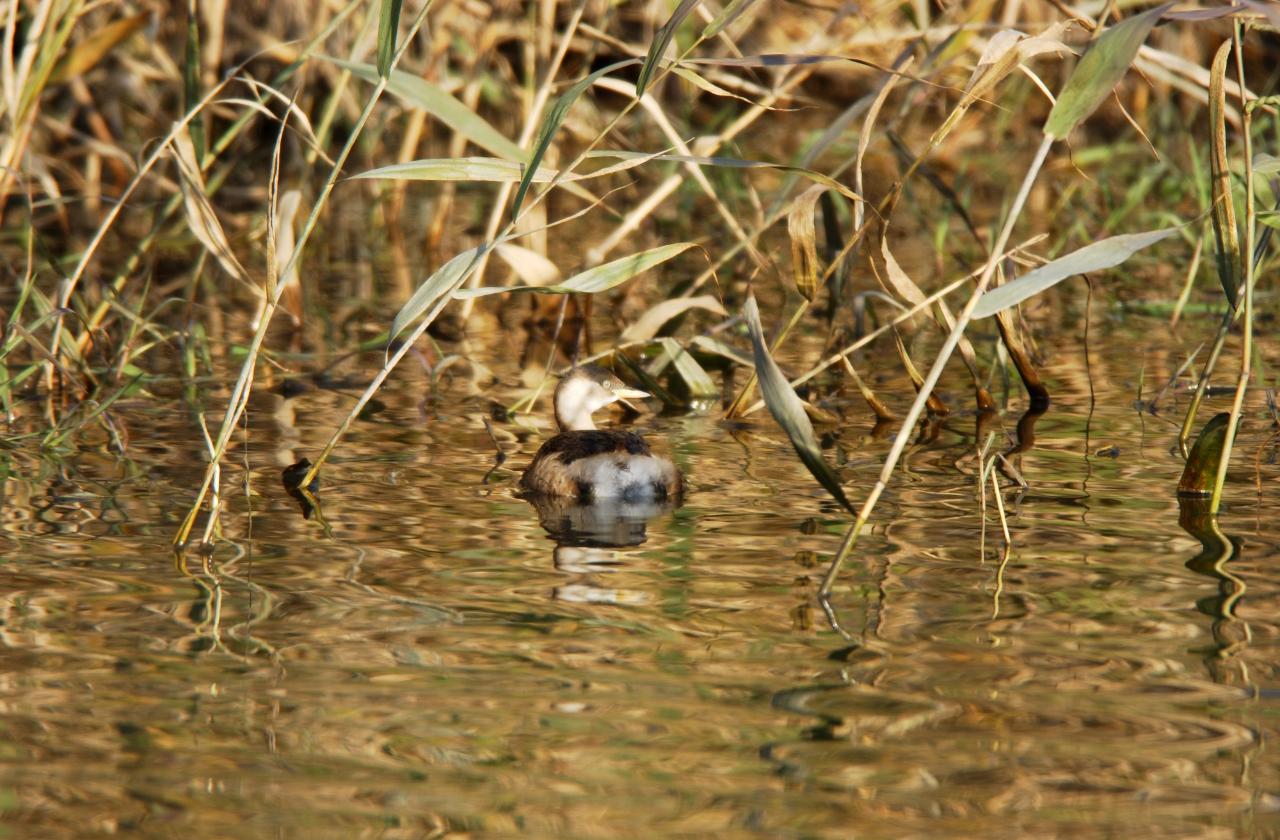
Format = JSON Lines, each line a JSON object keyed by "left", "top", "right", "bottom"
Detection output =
{"left": 0, "top": 1, "right": 1274, "bottom": 564}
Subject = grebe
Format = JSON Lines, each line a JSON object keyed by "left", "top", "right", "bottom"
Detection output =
{"left": 520, "top": 366, "right": 683, "bottom": 502}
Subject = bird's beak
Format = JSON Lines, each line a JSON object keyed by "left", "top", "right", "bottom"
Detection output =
{"left": 612, "top": 384, "right": 650, "bottom": 411}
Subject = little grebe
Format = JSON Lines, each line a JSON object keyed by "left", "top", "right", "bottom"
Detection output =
{"left": 520, "top": 366, "right": 683, "bottom": 502}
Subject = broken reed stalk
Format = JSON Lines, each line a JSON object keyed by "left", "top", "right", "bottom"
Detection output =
{"left": 820, "top": 134, "right": 1053, "bottom": 597}
{"left": 839, "top": 354, "right": 895, "bottom": 420}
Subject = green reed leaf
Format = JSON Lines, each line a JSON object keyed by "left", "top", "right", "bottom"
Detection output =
{"left": 389, "top": 244, "right": 488, "bottom": 345}
{"left": 691, "top": 335, "right": 753, "bottom": 368}
{"left": 973, "top": 227, "right": 1178, "bottom": 319}
{"left": 352, "top": 157, "right": 558, "bottom": 183}
{"left": 1044, "top": 3, "right": 1171, "bottom": 139}
{"left": 689, "top": 53, "right": 891, "bottom": 70}
{"left": 701, "top": 0, "right": 762, "bottom": 38}
{"left": 330, "top": 58, "right": 522, "bottom": 160}
{"left": 744, "top": 293, "right": 854, "bottom": 513}
{"left": 1254, "top": 153, "right": 1280, "bottom": 176}
{"left": 669, "top": 66, "right": 770, "bottom": 107}
{"left": 621, "top": 294, "right": 727, "bottom": 342}
{"left": 657, "top": 337, "right": 718, "bottom": 399}
{"left": 582, "top": 150, "right": 864, "bottom": 203}
{"left": 376, "top": 0, "right": 403, "bottom": 78}
{"left": 1178, "top": 412, "right": 1235, "bottom": 496}
{"left": 455, "top": 242, "right": 693, "bottom": 299}
{"left": 637, "top": 0, "right": 698, "bottom": 97}
{"left": 356, "top": 150, "right": 864, "bottom": 208}
{"left": 512, "top": 58, "right": 640, "bottom": 220}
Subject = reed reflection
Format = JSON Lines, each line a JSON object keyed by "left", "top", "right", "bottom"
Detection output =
{"left": 1178, "top": 496, "right": 1251, "bottom": 683}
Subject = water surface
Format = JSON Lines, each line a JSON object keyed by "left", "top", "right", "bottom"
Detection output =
{"left": 3, "top": 310, "right": 1280, "bottom": 838}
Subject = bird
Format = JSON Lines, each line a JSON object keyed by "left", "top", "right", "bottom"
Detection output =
{"left": 520, "top": 365, "right": 683, "bottom": 503}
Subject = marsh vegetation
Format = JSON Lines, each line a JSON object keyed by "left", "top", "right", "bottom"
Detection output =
{"left": 2, "top": 0, "right": 1280, "bottom": 835}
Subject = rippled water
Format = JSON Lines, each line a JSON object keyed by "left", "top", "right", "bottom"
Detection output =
{"left": 3, "top": 315, "right": 1280, "bottom": 837}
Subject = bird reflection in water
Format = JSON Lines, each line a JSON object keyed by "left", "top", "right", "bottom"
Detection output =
{"left": 525, "top": 493, "right": 678, "bottom": 607}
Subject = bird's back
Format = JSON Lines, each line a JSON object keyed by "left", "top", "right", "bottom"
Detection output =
{"left": 521, "top": 430, "right": 681, "bottom": 501}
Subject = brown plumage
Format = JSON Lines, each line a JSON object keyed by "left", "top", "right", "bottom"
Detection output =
{"left": 520, "top": 367, "right": 683, "bottom": 502}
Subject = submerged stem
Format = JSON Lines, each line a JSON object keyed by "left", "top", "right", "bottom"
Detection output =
{"left": 820, "top": 133, "right": 1053, "bottom": 596}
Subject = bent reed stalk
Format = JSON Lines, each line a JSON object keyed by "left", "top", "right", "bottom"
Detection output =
{"left": 175, "top": 3, "right": 433, "bottom": 547}
{"left": 820, "top": 135, "right": 1054, "bottom": 597}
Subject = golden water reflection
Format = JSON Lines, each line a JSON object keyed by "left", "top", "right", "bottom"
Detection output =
{"left": 2, "top": 351, "right": 1280, "bottom": 836}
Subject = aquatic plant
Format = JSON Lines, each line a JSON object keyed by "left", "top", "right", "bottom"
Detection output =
{"left": 0, "top": 1, "right": 1273, "bottom": 574}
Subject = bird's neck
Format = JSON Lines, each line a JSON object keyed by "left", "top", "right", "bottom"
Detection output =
{"left": 556, "top": 410, "right": 596, "bottom": 432}
{"left": 554, "top": 379, "right": 598, "bottom": 431}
